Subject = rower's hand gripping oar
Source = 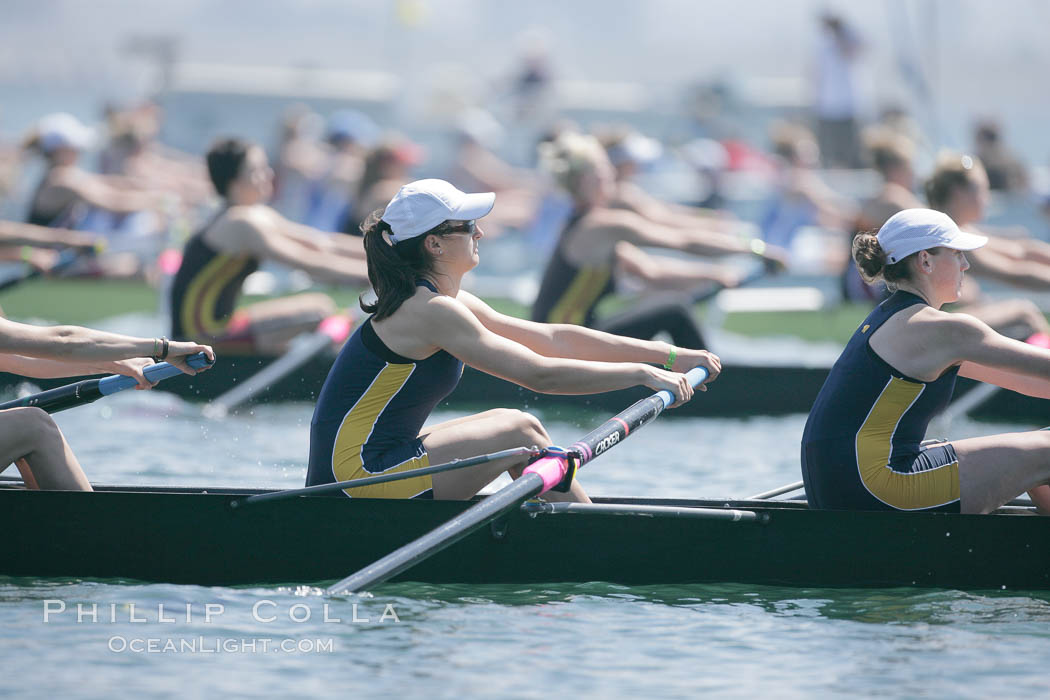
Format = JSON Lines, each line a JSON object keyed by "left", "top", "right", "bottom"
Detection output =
{"left": 326, "top": 364, "right": 710, "bottom": 595}
{"left": 203, "top": 315, "right": 352, "bottom": 418}
{"left": 0, "top": 352, "right": 213, "bottom": 414}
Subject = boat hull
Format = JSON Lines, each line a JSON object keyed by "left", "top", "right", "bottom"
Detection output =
{"left": 3, "top": 486, "right": 1048, "bottom": 590}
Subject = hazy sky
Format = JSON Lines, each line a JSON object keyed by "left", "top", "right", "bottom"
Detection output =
{"left": 3, "top": 0, "right": 1049, "bottom": 154}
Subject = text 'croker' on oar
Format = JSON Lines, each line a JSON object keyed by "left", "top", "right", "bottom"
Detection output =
{"left": 202, "top": 314, "right": 352, "bottom": 419}
{"left": 325, "top": 364, "right": 711, "bottom": 595}
{"left": 0, "top": 352, "right": 213, "bottom": 414}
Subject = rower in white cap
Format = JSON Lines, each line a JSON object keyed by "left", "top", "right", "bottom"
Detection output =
{"left": 305, "top": 179, "right": 722, "bottom": 501}
{"left": 802, "top": 208, "right": 1050, "bottom": 515}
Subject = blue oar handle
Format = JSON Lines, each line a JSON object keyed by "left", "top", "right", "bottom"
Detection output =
{"left": 98, "top": 352, "right": 212, "bottom": 395}
{"left": 655, "top": 365, "right": 710, "bottom": 408}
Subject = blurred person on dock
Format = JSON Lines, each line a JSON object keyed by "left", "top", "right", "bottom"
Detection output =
{"left": 813, "top": 11, "right": 865, "bottom": 169}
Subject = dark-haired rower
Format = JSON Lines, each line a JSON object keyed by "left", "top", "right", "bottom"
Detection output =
{"left": 307, "top": 179, "right": 721, "bottom": 501}
{"left": 802, "top": 208, "right": 1050, "bottom": 514}
{"left": 170, "top": 138, "right": 368, "bottom": 353}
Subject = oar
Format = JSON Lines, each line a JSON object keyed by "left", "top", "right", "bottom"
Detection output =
{"left": 202, "top": 314, "right": 352, "bottom": 418}
{"left": 228, "top": 446, "right": 543, "bottom": 509}
{"left": 326, "top": 365, "right": 710, "bottom": 595}
{"left": 0, "top": 352, "right": 213, "bottom": 414}
{"left": 747, "top": 480, "right": 805, "bottom": 500}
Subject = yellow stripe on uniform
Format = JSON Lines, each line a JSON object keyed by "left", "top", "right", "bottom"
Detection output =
{"left": 547, "top": 267, "right": 611, "bottom": 325}
{"left": 179, "top": 253, "right": 253, "bottom": 338}
{"left": 331, "top": 363, "right": 432, "bottom": 498}
{"left": 855, "top": 376, "right": 959, "bottom": 509}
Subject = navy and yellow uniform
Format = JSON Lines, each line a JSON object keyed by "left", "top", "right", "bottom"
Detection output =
{"left": 531, "top": 209, "right": 614, "bottom": 325}
{"left": 169, "top": 218, "right": 259, "bottom": 349}
{"left": 801, "top": 291, "right": 961, "bottom": 512}
{"left": 306, "top": 284, "right": 464, "bottom": 499}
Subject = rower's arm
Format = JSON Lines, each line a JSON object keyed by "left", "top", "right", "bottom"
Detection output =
{"left": 0, "top": 354, "right": 116, "bottom": 378}
{"left": 968, "top": 247, "right": 1050, "bottom": 289}
{"left": 50, "top": 170, "right": 163, "bottom": 215}
{"left": 593, "top": 208, "right": 784, "bottom": 269}
{"left": 218, "top": 213, "right": 369, "bottom": 286}
{"left": 0, "top": 221, "right": 95, "bottom": 250}
{"left": 457, "top": 291, "right": 720, "bottom": 383}
{"left": 613, "top": 241, "right": 738, "bottom": 289}
{"left": 950, "top": 315, "right": 1050, "bottom": 399}
{"left": 0, "top": 318, "right": 214, "bottom": 367}
{"left": 283, "top": 218, "right": 366, "bottom": 258}
{"left": 425, "top": 295, "right": 690, "bottom": 398}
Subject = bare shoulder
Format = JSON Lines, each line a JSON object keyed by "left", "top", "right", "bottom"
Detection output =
{"left": 908, "top": 306, "right": 989, "bottom": 343}
{"left": 210, "top": 205, "right": 276, "bottom": 246}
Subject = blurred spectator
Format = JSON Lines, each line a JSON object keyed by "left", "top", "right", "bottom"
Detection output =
{"left": 446, "top": 108, "right": 539, "bottom": 234}
{"left": 842, "top": 127, "right": 921, "bottom": 301}
{"left": 341, "top": 138, "right": 424, "bottom": 236}
{"left": 814, "top": 12, "right": 864, "bottom": 169}
{"left": 973, "top": 119, "right": 1028, "bottom": 193}
{"left": 598, "top": 126, "right": 737, "bottom": 234}
{"left": 759, "top": 122, "right": 855, "bottom": 254}
{"left": 304, "top": 110, "right": 377, "bottom": 232}
{"left": 271, "top": 105, "right": 328, "bottom": 224}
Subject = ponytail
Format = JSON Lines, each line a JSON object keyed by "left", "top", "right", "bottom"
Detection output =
{"left": 852, "top": 231, "right": 913, "bottom": 289}
{"left": 359, "top": 209, "right": 444, "bottom": 320}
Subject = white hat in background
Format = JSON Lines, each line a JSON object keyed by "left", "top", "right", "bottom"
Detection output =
{"left": 37, "top": 112, "right": 96, "bottom": 153}
{"left": 877, "top": 208, "right": 987, "bottom": 264}
{"left": 381, "top": 179, "right": 494, "bottom": 243}
{"left": 606, "top": 132, "right": 662, "bottom": 167}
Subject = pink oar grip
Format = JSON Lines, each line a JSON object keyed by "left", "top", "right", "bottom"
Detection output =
{"left": 522, "top": 454, "right": 569, "bottom": 493}
{"left": 1026, "top": 332, "right": 1050, "bottom": 349}
{"left": 318, "top": 315, "right": 353, "bottom": 344}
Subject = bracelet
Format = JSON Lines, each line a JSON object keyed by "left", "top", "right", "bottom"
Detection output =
{"left": 152, "top": 338, "right": 161, "bottom": 360}
{"left": 159, "top": 337, "right": 169, "bottom": 361}
{"left": 663, "top": 346, "right": 677, "bottom": 371}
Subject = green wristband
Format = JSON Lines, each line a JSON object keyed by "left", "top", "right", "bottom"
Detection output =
{"left": 663, "top": 346, "right": 677, "bottom": 371}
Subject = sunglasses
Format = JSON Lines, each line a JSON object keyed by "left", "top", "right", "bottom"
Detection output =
{"left": 441, "top": 220, "right": 476, "bottom": 235}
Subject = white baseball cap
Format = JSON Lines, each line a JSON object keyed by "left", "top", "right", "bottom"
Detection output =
{"left": 381, "top": 179, "right": 494, "bottom": 243}
{"left": 37, "top": 112, "right": 96, "bottom": 153}
{"left": 877, "top": 208, "right": 987, "bottom": 264}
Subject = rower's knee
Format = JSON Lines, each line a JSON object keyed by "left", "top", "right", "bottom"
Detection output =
{"left": 497, "top": 408, "right": 550, "bottom": 448}
{"left": 2, "top": 407, "right": 61, "bottom": 452}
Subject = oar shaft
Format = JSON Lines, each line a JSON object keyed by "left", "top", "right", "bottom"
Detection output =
{"left": 232, "top": 446, "right": 540, "bottom": 507}
{"left": 327, "top": 474, "right": 544, "bottom": 594}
